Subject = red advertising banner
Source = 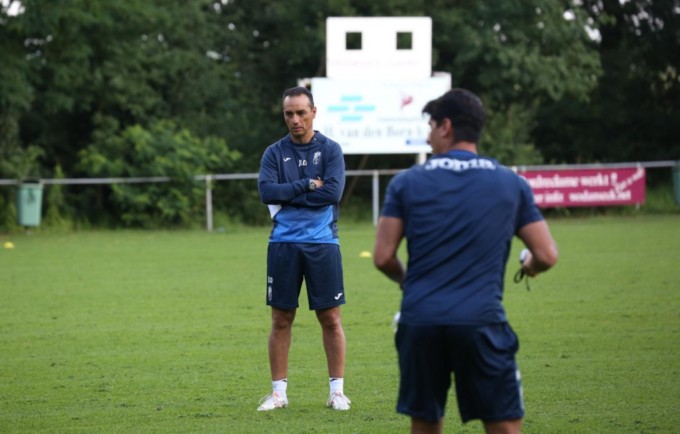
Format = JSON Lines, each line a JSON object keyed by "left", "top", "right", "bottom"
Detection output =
{"left": 517, "top": 167, "right": 646, "bottom": 208}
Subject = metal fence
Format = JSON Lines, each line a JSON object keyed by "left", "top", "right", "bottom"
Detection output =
{"left": 1, "top": 160, "right": 678, "bottom": 230}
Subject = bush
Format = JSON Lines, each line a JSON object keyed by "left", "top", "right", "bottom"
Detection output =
{"left": 79, "top": 120, "right": 241, "bottom": 228}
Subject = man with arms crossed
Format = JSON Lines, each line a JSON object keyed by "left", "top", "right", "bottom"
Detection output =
{"left": 373, "top": 88, "right": 558, "bottom": 433}
{"left": 257, "top": 86, "right": 350, "bottom": 411}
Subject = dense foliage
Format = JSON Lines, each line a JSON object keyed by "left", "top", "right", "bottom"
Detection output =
{"left": 1, "top": 0, "right": 678, "bottom": 228}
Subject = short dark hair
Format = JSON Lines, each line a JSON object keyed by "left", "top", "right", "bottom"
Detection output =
{"left": 422, "top": 88, "right": 485, "bottom": 144}
{"left": 282, "top": 86, "right": 315, "bottom": 108}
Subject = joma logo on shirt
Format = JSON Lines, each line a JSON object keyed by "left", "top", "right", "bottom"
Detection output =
{"left": 425, "top": 158, "right": 496, "bottom": 171}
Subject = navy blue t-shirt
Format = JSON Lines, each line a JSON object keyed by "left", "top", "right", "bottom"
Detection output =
{"left": 381, "top": 150, "right": 543, "bottom": 326}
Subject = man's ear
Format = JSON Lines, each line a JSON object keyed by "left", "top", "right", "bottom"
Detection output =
{"left": 441, "top": 117, "right": 453, "bottom": 139}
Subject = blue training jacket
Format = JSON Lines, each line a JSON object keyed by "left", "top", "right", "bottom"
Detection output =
{"left": 258, "top": 131, "right": 345, "bottom": 244}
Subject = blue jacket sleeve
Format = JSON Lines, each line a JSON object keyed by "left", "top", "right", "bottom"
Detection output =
{"left": 258, "top": 145, "right": 307, "bottom": 204}
{"left": 289, "top": 142, "right": 345, "bottom": 207}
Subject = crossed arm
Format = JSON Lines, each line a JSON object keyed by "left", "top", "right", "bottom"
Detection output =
{"left": 258, "top": 147, "right": 345, "bottom": 208}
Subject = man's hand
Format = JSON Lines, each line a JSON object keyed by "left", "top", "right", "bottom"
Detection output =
{"left": 519, "top": 248, "right": 534, "bottom": 276}
{"left": 311, "top": 178, "right": 324, "bottom": 189}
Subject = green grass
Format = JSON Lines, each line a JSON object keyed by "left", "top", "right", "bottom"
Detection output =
{"left": 1, "top": 215, "right": 679, "bottom": 433}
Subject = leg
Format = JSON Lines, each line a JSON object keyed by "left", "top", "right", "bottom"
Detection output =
{"left": 450, "top": 324, "right": 523, "bottom": 431}
{"left": 483, "top": 419, "right": 522, "bottom": 434}
{"left": 315, "top": 306, "right": 345, "bottom": 378}
{"left": 397, "top": 325, "right": 449, "bottom": 433}
{"left": 268, "top": 307, "right": 296, "bottom": 380}
{"left": 411, "top": 417, "right": 443, "bottom": 434}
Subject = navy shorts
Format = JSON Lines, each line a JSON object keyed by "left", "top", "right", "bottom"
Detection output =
{"left": 395, "top": 322, "right": 524, "bottom": 424}
{"left": 266, "top": 242, "right": 345, "bottom": 310}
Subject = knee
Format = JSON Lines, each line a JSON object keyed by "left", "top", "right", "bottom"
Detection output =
{"left": 272, "top": 318, "right": 292, "bottom": 332}
{"left": 271, "top": 309, "right": 295, "bottom": 331}
{"left": 316, "top": 308, "right": 343, "bottom": 331}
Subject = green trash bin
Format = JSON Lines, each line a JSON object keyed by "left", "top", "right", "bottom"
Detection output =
{"left": 674, "top": 162, "right": 680, "bottom": 207}
{"left": 17, "top": 180, "right": 44, "bottom": 227}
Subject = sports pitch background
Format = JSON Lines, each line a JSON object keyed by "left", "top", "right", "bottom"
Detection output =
{"left": 1, "top": 215, "right": 679, "bottom": 433}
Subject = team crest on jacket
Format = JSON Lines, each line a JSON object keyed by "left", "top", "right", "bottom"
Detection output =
{"left": 313, "top": 152, "right": 321, "bottom": 165}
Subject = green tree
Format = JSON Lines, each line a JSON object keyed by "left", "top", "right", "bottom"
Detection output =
{"left": 420, "top": 1, "right": 601, "bottom": 164}
{"left": 14, "top": 0, "right": 242, "bottom": 173}
{"left": 80, "top": 120, "right": 240, "bottom": 227}
{"left": 534, "top": 0, "right": 680, "bottom": 163}
{"left": 0, "top": 1, "right": 34, "bottom": 177}
{"left": 1, "top": 0, "right": 247, "bottom": 227}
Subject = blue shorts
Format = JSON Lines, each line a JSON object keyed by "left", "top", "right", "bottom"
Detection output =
{"left": 266, "top": 242, "right": 345, "bottom": 310}
{"left": 395, "top": 322, "right": 524, "bottom": 424}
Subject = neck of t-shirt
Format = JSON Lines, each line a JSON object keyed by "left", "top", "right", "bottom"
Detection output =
{"left": 291, "top": 132, "right": 316, "bottom": 146}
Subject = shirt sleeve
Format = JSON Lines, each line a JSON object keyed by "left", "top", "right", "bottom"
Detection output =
{"left": 381, "top": 171, "right": 407, "bottom": 219}
{"left": 258, "top": 145, "right": 307, "bottom": 204}
{"left": 515, "top": 175, "right": 544, "bottom": 231}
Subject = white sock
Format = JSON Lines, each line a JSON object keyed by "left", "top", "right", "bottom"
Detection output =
{"left": 273, "top": 379, "right": 287, "bottom": 399}
{"left": 329, "top": 377, "right": 344, "bottom": 395}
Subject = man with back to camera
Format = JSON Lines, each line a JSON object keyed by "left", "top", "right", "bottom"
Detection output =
{"left": 256, "top": 86, "right": 351, "bottom": 411}
{"left": 373, "top": 88, "right": 558, "bottom": 434}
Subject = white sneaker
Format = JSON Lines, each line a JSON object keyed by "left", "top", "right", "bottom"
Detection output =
{"left": 327, "top": 392, "right": 351, "bottom": 410}
{"left": 257, "top": 392, "right": 288, "bottom": 411}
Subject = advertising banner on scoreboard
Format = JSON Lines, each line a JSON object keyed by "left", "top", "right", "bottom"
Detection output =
{"left": 311, "top": 75, "right": 451, "bottom": 154}
{"left": 517, "top": 167, "right": 646, "bottom": 208}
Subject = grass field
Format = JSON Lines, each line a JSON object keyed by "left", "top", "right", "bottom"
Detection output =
{"left": 1, "top": 215, "right": 679, "bottom": 433}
